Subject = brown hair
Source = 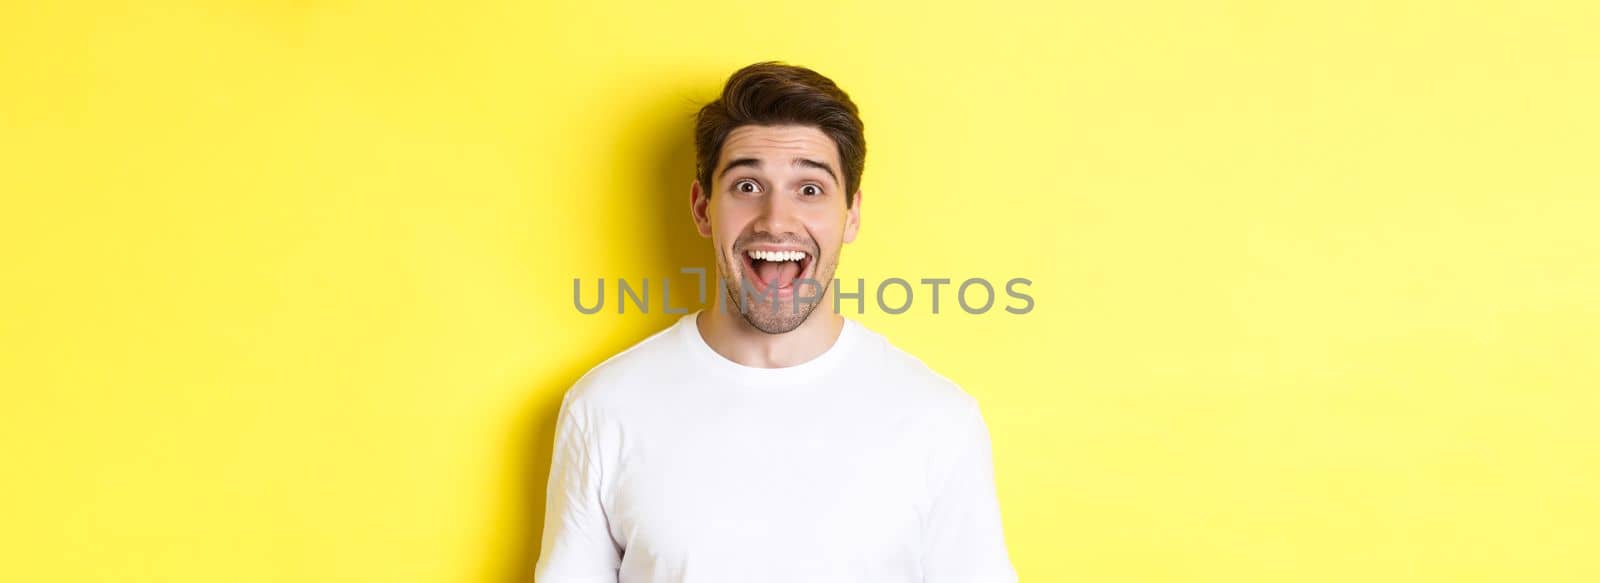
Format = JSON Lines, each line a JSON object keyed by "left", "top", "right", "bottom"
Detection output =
{"left": 694, "top": 61, "right": 866, "bottom": 206}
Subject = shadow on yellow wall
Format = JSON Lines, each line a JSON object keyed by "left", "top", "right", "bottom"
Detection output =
{"left": 499, "top": 95, "right": 711, "bottom": 582}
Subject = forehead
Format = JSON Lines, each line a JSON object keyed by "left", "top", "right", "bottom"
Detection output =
{"left": 718, "top": 124, "right": 839, "bottom": 169}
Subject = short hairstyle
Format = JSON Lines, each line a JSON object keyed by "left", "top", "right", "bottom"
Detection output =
{"left": 694, "top": 61, "right": 866, "bottom": 206}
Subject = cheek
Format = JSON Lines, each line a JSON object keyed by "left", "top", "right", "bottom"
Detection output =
{"left": 800, "top": 211, "right": 846, "bottom": 243}
{"left": 709, "top": 206, "right": 748, "bottom": 241}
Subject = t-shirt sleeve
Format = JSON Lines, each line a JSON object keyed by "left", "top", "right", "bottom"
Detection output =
{"left": 534, "top": 389, "right": 622, "bottom": 583}
{"left": 922, "top": 398, "right": 1019, "bottom": 583}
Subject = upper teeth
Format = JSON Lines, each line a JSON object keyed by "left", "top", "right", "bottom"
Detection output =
{"left": 747, "top": 250, "right": 806, "bottom": 262}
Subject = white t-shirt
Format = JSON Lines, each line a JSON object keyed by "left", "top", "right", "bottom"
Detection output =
{"left": 534, "top": 312, "right": 1017, "bottom": 583}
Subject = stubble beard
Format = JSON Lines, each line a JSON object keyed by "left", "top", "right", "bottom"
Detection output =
{"left": 719, "top": 246, "right": 836, "bottom": 335}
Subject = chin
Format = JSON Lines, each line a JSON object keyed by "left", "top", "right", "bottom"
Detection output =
{"left": 720, "top": 275, "right": 830, "bottom": 335}
{"left": 718, "top": 241, "right": 834, "bottom": 334}
{"left": 740, "top": 299, "right": 818, "bottom": 334}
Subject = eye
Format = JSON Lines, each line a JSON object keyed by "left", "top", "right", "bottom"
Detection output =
{"left": 800, "top": 184, "right": 823, "bottom": 197}
{"left": 734, "top": 179, "right": 761, "bottom": 194}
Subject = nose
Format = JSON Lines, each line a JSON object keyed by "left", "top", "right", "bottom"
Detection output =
{"left": 750, "top": 191, "right": 800, "bottom": 238}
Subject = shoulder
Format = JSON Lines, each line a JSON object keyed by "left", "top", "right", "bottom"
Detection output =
{"left": 560, "top": 316, "right": 691, "bottom": 416}
{"left": 849, "top": 319, "right": 983, "bottom": 419}
{"left": 850, "top": 321, "right": 996, "bottom": 479}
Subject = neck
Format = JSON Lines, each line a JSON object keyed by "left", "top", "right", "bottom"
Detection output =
{"left": 696, "top": 291, "right": 845, "bottom": 368}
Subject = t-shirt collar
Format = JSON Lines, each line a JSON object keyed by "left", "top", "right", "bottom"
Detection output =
{"left": 676, "top": 310, "right": 861, "bottom": 387}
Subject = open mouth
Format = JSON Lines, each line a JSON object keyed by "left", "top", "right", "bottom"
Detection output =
{"left": 739, "top": 247, "right": 815, "bottom": 296}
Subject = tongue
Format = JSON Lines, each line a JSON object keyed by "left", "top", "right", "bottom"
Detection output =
{"left": 756, "top": 260, "right": 801, "bottom": 288}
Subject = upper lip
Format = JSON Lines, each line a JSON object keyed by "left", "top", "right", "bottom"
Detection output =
{"left": 742, "top": 245, "right": 812, "bottom": 255}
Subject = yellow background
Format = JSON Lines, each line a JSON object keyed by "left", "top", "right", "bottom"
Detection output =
{"left": 3, "top": 1, "right": 1597, "bottom": 581}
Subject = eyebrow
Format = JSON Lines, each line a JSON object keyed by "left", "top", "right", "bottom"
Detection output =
{"left": 719, "top": 157, "right": 840, "bottom": 186}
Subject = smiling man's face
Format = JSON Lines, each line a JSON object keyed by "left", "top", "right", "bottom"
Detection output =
{"left": 692, "top": 124, "right": 861, "bottom": 334}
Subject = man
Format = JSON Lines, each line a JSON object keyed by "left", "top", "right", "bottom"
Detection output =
{"left": 535, "top": 61, "right": 1017, "bottom": 583}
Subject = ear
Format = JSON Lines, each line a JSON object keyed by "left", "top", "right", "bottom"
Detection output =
{"left": 691, "top": 179, "right": 713, "bottom": 238}
{"left": 843, "top": 189, "right": 862, "bottom": 244}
